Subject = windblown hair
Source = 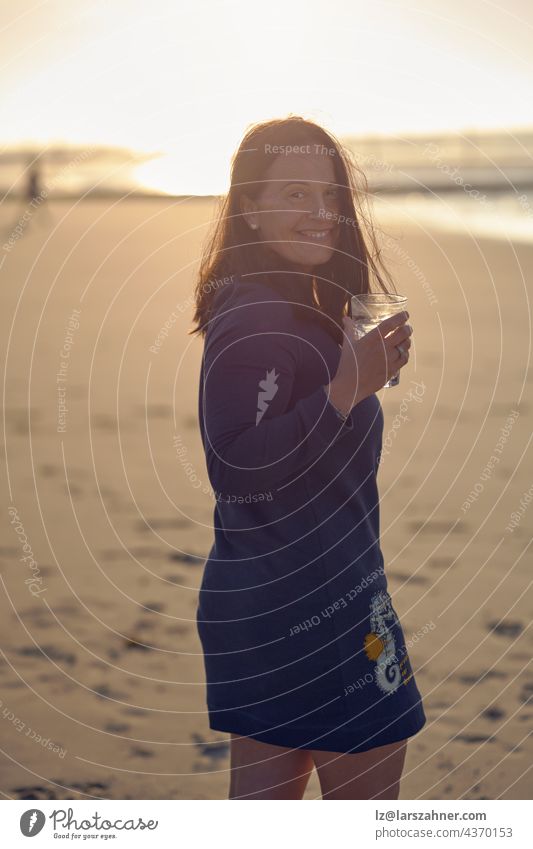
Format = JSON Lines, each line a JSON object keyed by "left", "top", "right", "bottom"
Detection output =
{"left": 188, "top": 115, "right": 396, "bottom": 344}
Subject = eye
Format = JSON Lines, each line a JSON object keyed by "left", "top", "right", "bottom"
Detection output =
{"left": 290, "top": 190, "right": 306, "bottom": 199}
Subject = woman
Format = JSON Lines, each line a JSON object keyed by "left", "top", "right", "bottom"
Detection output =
{"left": 189, "top": 116, "right": 425, "bottom": 799}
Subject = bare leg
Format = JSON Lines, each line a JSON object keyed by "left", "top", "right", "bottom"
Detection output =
{"left": 311, "top": 738, "right": 408, "bottom": 800}
{"left": 229, "top": 733, "right": 315, "bottom": 799}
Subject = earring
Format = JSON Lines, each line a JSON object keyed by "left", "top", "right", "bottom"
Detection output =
{"left": 250, "top": 222, "right": 258, "bottom": 230}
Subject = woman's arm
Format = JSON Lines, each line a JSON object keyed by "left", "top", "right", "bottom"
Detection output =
{"left": 201, "top": 287, "right": 354, "bottom": 497}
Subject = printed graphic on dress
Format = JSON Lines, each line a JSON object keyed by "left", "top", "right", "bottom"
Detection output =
{"left": 256, "top": 368, "right": 279, "bottom": 425}
{"left": 363, "top": 589, "right": 414, "bottom": 694}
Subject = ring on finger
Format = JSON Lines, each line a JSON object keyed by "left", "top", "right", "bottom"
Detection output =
{"left": 396, "top": 343, "right": 406, "bottom": 357}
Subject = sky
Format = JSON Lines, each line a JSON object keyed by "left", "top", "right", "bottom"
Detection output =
{"left": 1, "top": 0, "right": 532, "bottom": 193}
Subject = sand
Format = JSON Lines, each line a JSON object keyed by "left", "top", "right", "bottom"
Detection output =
{"left": 0, "top": 196, "right": 531, "bottom": 800}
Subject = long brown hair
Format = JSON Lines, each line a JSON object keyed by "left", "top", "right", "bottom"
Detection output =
{"left": 188, "top": 115, "right": 396, "bottom": 344}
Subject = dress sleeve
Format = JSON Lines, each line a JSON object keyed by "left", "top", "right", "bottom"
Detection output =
{"left": 201, "top": 285, "right": 354, "bottom": 496}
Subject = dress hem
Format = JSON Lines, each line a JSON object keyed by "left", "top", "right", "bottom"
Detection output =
{"left": 205, "top": 702, "right": 427, "bottom": 754}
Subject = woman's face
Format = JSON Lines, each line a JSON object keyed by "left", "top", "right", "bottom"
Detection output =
{"left": 241, "top": 149, "right": 341, "bottom": 272}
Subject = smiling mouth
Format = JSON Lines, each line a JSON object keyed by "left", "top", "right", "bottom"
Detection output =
{"left": 296, "top": 229, "right": 334, "bottom": 242}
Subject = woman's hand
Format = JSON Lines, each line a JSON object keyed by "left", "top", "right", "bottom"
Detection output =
{"left": 325, "top": 311, "right": 413, "bottom": 415}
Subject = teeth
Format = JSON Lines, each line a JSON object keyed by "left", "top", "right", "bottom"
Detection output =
{"left": 300, "top": 231, "right": 330, "bottom": 239}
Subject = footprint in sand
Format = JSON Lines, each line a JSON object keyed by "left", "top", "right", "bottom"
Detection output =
{"left": 469, "top": 783, "right": 482, "bottom": 795}
{"left": 164, "top": 572, "right": 186, "bottom": 583}
{"left": 6, "top": 410, "right": 45, "bottom": 435}
{"left": 11, "top": 785, "right": 58, "bottom": 800}
{"left": 482, "top": 707, "right": 506, "bottom": 721}
{"left": 68, "top": 781, "right": 109, "bottom": 795}
{"left": 191, "top": 732, "right": 229, "bottom": 761}
{"left": 168, "top": 552, "right": 204, "bottom": 565}
{"left": 454, "top": 733, "right": 496, "bottom": 744}
{"left": 40, "top": 464, "right": 61, "bottom": 477}
{"left": 123, "top": 636, "right": 153, "bottom": 651}
{"left": 428, "top": 557, "right": 455, "bottom": 569}
{"left": 407, "top": 519, "right": 468, "bottom": 535}
{"left": 141, "top": 601, "right": 165, "bottom": 613}
{"left": 62, "top": 483, "right": 84, "bottom": 497}
{"left": 90, "top": 414, "right": 118, "bottom": 430}
{"left": 93, "top": 684, "right": 129, "bottom": 700}
{"left": 17, "top": 646, "right": 77, "bottom": 666}
{"left": 12, "top": 782, "right": 109, "bottom": 801}
{"left": 129, "top": 747, "right": 155, "bottom": 758}
{"left": 458, "top": 670, "right": 507, "bottom": 684}
{"left": 487, "top": 620, "right": 524, "bottom": 638}
{"left": 518, "top": 681, "right": 533, "bottom": 704}
{"left": 0, "top": 546, "right": 19, "bottom": 557}
{"left": 130, "top": 546, "right": 164, "bottom": 558}
{"left": 131, "top": 619, "right": 155, "bottom": 631}
{"left": 388, "top": 571, "right": 428, "bottom": 584}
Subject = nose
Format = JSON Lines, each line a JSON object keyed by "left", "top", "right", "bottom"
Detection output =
{"left": 307, "top": 190, "right": 335, "bottom": 220}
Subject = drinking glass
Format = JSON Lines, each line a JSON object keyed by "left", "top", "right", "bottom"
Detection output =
{"left": 350, "top": 293, "right": 408, "bottom": 388}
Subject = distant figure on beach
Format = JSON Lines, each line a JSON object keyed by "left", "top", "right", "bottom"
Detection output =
{"left": 27, "top": 162, "right": 41, "bottom": 202}
{"left": 25, "top": 159, "right": 51, "bottom": 224}
{"left": 190, "top": 116, "right": 424, "bottom": 800}
{"left": 2, "top": 157, "right": 52, "bottom": 245}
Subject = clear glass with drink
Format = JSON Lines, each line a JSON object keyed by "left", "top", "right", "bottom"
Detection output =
{"left": 350, "top": 293, "right": 408, "bottom": 388}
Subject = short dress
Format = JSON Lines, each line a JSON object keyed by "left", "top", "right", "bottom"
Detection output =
{"left": 196, "top": 276, "right": 427, "bottom": 754}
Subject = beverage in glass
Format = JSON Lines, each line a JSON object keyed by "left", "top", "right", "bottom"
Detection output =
{"left": 350, "top": 293, "right": 408, "bottom": 388}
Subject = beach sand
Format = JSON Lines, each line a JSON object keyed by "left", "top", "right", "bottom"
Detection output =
{"left": 0, "top": 196, "right": 531, "bottom": 800}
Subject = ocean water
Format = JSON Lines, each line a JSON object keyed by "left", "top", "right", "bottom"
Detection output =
{"left": 374, "top": 190, "right": 533, "bottom": 243}
{"left": 0, "top": 147, "right": 532, "bottom": 242}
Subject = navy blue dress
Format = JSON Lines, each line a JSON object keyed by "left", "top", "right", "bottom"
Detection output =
{"left": 196, "top": 276, "right": 426, "bottom": 753}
